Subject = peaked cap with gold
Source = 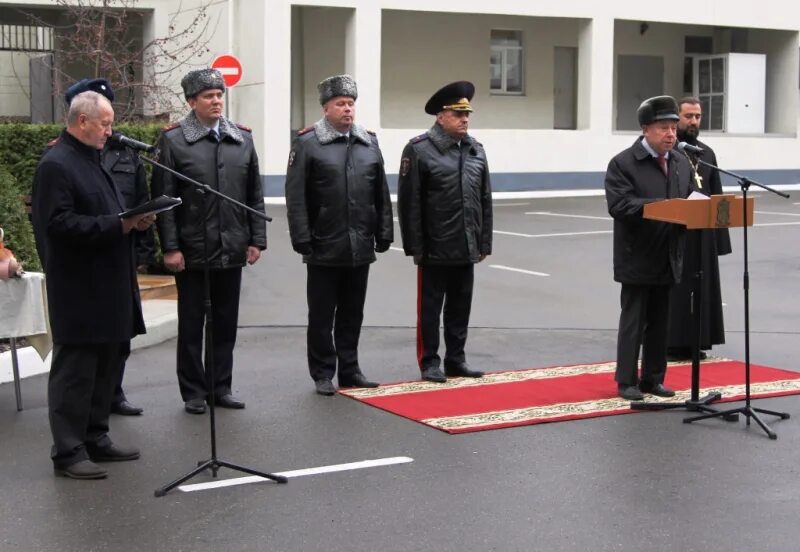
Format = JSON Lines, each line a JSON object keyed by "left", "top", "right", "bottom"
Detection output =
{"left": 424, "top": 81, "right": 475, "bottom": 115}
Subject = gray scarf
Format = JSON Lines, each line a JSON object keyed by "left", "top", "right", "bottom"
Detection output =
{"left": 426, "top": 122, "right": 472, "bottom": 153}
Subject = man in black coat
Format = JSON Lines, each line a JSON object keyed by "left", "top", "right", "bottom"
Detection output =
{"left": 604, "top": 95, "right": 692, "bottom": 401}
{"left": 58, "top": 78, "right": 154, "bottom": 417}
{"left": 32, "top": 91, "right": 155, "bottom": 479}
{"left": 667, "top": 97, "right": 732, "bottom": 360}
{"left": 397, "top": 81, "right": 493, "bottom": 383}
{"left": 151, "top": 68, "right": 267, "bottom": 414}
{"left": 286, "top": 74, "right": 393, "bottom": 396}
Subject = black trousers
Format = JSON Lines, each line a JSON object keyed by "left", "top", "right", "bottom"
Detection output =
{"left": 175, "top": 267, "right": 242, "bottom": 401}
{"left": 416, "top": 264, "right": 474, "bottom": 371}
{"left": 112, "top": 340, "right": 131, "bottom": 404}
{"left": 48, "top": 342, "right": 125, "bottom": 468}
{"left": 615, "top": 283, "right": 671, "bottom": 386}
{"left": 306, "top": 264, "right": 370, "bottom": 382}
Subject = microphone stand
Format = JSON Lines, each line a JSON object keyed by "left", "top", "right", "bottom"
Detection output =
{"left": 683, "top": 162, "right": 790, "bottom": 439}
{"left": 136, "top": 152, "right": 287, "bottom": 495}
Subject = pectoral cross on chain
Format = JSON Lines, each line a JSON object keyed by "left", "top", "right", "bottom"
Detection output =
{"left": 693, "top": 170, "right": 703, "bottom": 190}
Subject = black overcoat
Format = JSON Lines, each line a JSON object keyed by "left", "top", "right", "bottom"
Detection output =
{"left": 667, "top": 139, "right": 732, "bottom": 348}
{"left": 605, "top": 137, "right": 692, "bottom": 285}
{"left": 285, "top": 121, "right": 393, "bottom": 267}
{"left": 397, "top": 124, "right": 493, "bottom": 265}
{"left": 31, "top": 130, "right": 145, "bottom": 344}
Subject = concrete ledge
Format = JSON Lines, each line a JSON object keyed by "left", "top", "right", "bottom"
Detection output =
{"left": 0, "top": 299, "right": 177, "bottom": 385}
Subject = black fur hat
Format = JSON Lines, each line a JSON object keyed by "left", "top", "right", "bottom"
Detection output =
{"left": 637, "top": 95, "right": 679, "bottom": 126}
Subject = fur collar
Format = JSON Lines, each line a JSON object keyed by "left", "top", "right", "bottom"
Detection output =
{"left": 179, "top": 111, "right": 243, "bottom": 144}
{"left": 427, "top": 123, "right": 472, "bottom": 153}
{"left": 313, "top": 117, "right": 371, "bottom": 145}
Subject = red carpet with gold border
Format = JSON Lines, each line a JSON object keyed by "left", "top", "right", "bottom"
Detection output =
{"left": 338, "top": 359, "right": 800, "bottom": 434}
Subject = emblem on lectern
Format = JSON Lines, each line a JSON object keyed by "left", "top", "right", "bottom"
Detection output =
{"left": 716, "top": 197, "right": 731, "bottom": 227}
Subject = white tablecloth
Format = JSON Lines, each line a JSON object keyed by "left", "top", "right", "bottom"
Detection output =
{"left": 0, "top": 272, "right": 52, "bottom": 359}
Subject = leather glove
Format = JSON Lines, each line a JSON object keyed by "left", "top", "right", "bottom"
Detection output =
{"left": 375, "top": 240, "right": 391, "bottom": 253}
{"left": 293, "top": 242, "right": 313, "bottom": 255}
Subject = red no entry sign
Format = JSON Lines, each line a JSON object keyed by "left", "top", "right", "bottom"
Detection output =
{"left": 211, "top": 54, "right": 243, "bottom": 88}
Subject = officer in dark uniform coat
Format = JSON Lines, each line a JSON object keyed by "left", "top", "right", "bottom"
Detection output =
{"left": 605, "top": 95, "right": 692, "bottom": 400}
{"left": 32, "top": 90, "right": 154, "bottom": 479}
{"left": 667, "top": 97, "right": 732, "bottom": 359}
{"left": 286, "top": 74, "right": 393, "bottom": 396}
{"left": 397, "top": 81, "right": 493, "bottom": 383}
{"left": 151, "top": 69, "right": 267, "bottom": 414}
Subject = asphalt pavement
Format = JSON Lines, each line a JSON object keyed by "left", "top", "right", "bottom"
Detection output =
{"left": 2, "top": 192, "right": 799, "bottom": 552}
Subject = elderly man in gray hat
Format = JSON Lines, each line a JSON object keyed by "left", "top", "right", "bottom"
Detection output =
{"left": 605, "top": 95, "right": 693, "bottom": 400}
{"left": 285, "top": 74, "right": 393, "bottom": 396}
{"left": 151, "top": 68, "right": 267, "bottom": 414}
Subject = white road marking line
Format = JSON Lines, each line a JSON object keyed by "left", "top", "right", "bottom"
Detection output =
{"left": 753, "top": 222, "right": 800, "bottom": 227}
{"left": 495, "top": 229, "right": 612, "bottom": 238}
{"left": 178, "top": 456, "right": 414, "bottom": 493}
{"left": 489, "top": 264, "right": 549, "bottom": 277}
{"left": 389, "top": 246, "right": 404, "bottom": 252}
{"left": 494, "top": 202, "right": 531, "bottom": 207}
{"left": 753, "top": 210, "right": 800, "bottom": 217}
{"left": 525, "top": 211, "right": 610, "bottom": 221}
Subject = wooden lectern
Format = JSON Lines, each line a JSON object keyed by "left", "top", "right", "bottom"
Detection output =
{"left": 630, "top": 193, "right": 754, "bottom": 417}
{"left": 643, "top": 193, "right": 754, "bottom": 229}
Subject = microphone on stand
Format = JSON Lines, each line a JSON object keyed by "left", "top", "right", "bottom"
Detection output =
{"left": 110, "top": 132, "right": 155, "bottom": 153}
{"left": 677, "top": 141, "right": 704, "bottom": 155}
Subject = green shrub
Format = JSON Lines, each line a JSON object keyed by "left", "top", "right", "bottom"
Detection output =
{"left": 0, "top": 166, "right": 40, "bottom": 271}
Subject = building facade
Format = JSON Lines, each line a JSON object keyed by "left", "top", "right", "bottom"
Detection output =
{"left": 2, "top": 0, "right": 799, "bottom": 194}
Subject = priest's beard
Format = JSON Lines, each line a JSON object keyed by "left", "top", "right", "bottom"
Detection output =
{"left": 678, "top": 126, "right": 700, "bottom": 145}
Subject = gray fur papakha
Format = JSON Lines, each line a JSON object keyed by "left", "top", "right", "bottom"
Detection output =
{"left": 181, "top": 68, "right": 226, "bottom": 99}
{"left": 318, "top": 74, "right": 358, "bottom": 105}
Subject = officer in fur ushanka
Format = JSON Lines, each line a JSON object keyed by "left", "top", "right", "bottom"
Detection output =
{"left": 151, "top": 68, "right": 267, "bottom": 414}
{"left": 285, "top": 74, "right": 393, "bottom": 396}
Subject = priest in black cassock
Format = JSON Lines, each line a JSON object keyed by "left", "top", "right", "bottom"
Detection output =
{"left": 667, "top": 97, "right": 732, "bottom": 360}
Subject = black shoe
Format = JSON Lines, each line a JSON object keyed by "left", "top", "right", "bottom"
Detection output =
{"left": 444, "top": 363, "right": 484, "bottom": 378}
{"left": 54, "top": 460, "right": 108, "bottom": 480}
{"left": 315, "top": 379, "right": 336, "bottom": 396}
{"left": 338, "top": 373, "right": 379, "bottom": 388}
{"left": 214, "top": 394, "right": 245, "bottom": 409}
{"left": 618, "top": 384, "right": 645, "bottom": 401}
{"left": 421, "top": 366, "right": 447, "bottom": 383}
{"left": 184, "top": 398, "right": 206, "bottom": 414}
{"left": 640, "top": 383, "right": 676, "bottom": 398}
{"left": 88, "top": 444, "right": 140, "bottom": 463}
{"left": 111, "top": 400, "right": 143, "bottom": 416}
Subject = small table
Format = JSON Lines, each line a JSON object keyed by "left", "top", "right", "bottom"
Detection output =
{"left": 0, "top": 272, "right": 51, "bottom": 411}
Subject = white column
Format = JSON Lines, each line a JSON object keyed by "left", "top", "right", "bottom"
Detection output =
{"left": 262, "top": 0, "right": 293, "bottom": 176}
{"left": 577, "top": 16, "right": 614, "bottom": 134}
{"left": 344, "top": 4, "right": 382, "bottom": 129}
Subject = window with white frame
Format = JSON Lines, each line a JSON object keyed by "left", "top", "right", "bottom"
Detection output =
{"left": 490, "top": 30, "right": 523, "bottom": 95}
{"left": 696, "top": 56, "right": 726, "bottom": 131}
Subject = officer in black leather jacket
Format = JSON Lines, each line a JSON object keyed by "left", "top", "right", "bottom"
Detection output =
{"left": 286, "top": 74, "right": 393, "bottom": 396}
{"left": 151, "top": 68, "right": 267, "bottom": 414}
{"left": 397, "top": 81, "right": 493, "bottom": 384}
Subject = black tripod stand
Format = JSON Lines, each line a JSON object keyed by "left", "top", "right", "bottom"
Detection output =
{"left": 630, "top": 225, "right": 734, "bottom": 418}
{"left": 138, "top": 153, "right": 288, "bottom": 495}
{"left": 683, "top": 166, "right": 790, "bottom": 439}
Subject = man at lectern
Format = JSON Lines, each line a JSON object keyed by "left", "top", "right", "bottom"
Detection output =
{"left": 604, "top": 95, "right": 692, "bottom": 401}
{"left": 666, "top": 97, "right": 732, "bottom": 361}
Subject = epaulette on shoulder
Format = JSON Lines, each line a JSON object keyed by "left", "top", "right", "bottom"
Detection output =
{"left": 297, "top": 126, "right": 314, "bottom": 136}
{"left": 46, "top": 137, "right": 60, "bottom": 147}
{"left": 235, "top": 123, "right": 252, "bottom": 133}
{"left": 162, "top": 122, "right": 180, "bottom": 132}
{"left": 410, "top": 133, "right": 429, "bottom": 144}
